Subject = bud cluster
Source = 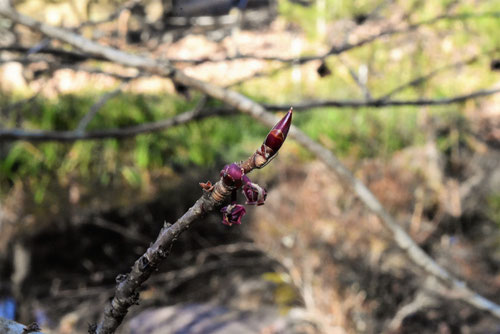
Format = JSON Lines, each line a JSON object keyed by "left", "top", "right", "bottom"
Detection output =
{"left": 219, "top": 108, "right": 292, "bottom": 226}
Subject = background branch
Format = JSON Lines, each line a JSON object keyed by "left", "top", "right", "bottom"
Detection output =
{"left": 3, "top": 81, "right": 498, "bottom": 142}
{"left": 2, "top": 11, "right": 498, "bottom": 67}
{"left": 379, "top": 49, "right": 499, "bottom": 100}
{"left": 75, "top": 82, "right": 128, "bottom": 133}
{"left": 0, "top": 106, "right": 234, "bottom": 141}
{"left": 265, "top": 88, "right": 500, "bottom": 110}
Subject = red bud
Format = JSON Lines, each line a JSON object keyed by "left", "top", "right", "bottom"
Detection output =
{"left": 220, "top": 163, "right": 244, "bottom": 187}
{"left": 255, "top": 108, "right": 293, "bottom": 168}
{"left": 264, "top": 107, "right": 292, "bottom": 153}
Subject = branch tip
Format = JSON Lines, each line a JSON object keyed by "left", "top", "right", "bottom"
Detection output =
{"left": 255, "top": 107, "right": 293, "bottom": 168}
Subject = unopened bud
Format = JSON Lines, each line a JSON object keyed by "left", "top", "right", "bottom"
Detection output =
{"left": 256, "top": 108, "right": 293, "bottom": 167}
{"left": 220, "top": 163, "right": 243, "bottom": 187}
{"left": 264, "top": 107, "right": 292, "bottom": 152}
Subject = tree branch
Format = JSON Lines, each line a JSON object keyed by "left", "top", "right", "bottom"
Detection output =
{"left": 167, "top": 62, "right": 500, "bottom": 321}
{"left": 255, "top": 113, "right": 500, "bottom": 319}
{"left": 91, "top": 109, "right": 292, "bottom": 334}
{"left": 0, "top": 3, "right": 169, "bottom": 72}
{"left": 0, "top": 45, "right": 106, "bottom": 62}
{"left": 4, "top": 83, "right": 498, "bottom": 143}
{"left": 3, "top": 12, "right": 498, "bottom": 67}
{"left": 74, "top": 0, "right": 140, "bottom": 30}
{"left": 0, "top": 107, "right": 235, "bottom": 142}
{"left": 379, "top": 48, "right": 500, "bottom": 100}
{"left": 163, "top": 11, "right": 500, "bottom": 65}
{"left": 264, "top": 88, "right": 500, "bottom": 111}
{"left": 75, "top": 82, "right": 128, "bottom": 133}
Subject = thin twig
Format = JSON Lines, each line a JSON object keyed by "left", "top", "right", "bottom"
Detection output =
{"left": 75, "top": 82, "right": 128, "bottom": 133}
{"left": 0, "top": 58, "right": 143, "bottom": 81}
{"left": 379, "top": 48, "right": 500, "bottom": 100}
{"left": 74, "top": 0, "right": 141, "bottom": 30}
{"left": 90, "top": 217, "right": 147, "bottom": 243}
{"left": 0, "top": 3, "right": 169, "bottom": 72}
{"left": 264, "top": 88, "right": 500, "bottom": 111}
{"left": 167, "top": 11, "right": 500, "bottom": 65}
{"left": 3, "top": 12, "right": 498, "bottom": 67}
{"left": 0, "top": 45, "right": 107, "bottom": 62}
{"left": 0, "top": 107, "right": 235, "bottom": 142}
{"left": 338, "top": 56, "right": 373, "bottom": 101}
{"left": 150, "top": 257, "right": 278, "bottom": 292}
{"left": 2, "top": 85, "right": 497, "bottom": 143}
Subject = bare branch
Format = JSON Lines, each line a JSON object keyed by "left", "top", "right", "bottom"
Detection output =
{"left": 91, "top": 111, "right": 292, "bottom": 334}
{"left": 264, "top": 112, "right": 500, "bottom": 319}
{"left": 164, "top": 11, "right": 500, "bottom": 65}
{"left": 4, "top": 84, "right": 497, "bottom": 143}
{"left": 0, "top": 107, "right": 235, "bottom": 142}
{"left": 90, "top": 217, "right": 147, "bottom": 244}
{"left": 75, "top": 82, "right": 128, "bottom": 133}
{"left": 0, "top": 3, "right": 168, "bottom": 72}
{"left": 388, "top": 289, "right": 439, "bottom": 331}
{"left": 0, "top": 58, "right": 142, "bottom": 82}
{"left": 264, "top": 88, "right": 500, "bottom": 111}
{"left": 379, "top": 49, "right": 500, "bottom": 100}
{"left": 0, "top": 45, "right": 107, "bottom": 62}
{"left": 150, "top": 257, "right": 277, "bottom": 292}
{"left": 52, "top": 64, "right": 143, "bottom": 81}
{"left": 338, "top": 56, "right": 372, "bottom": 100}
{"left": 74, "top": 0, "right": 141, "bottom": 30}
{"left": 3, "top": 12, "right": 498, "bottom": 68}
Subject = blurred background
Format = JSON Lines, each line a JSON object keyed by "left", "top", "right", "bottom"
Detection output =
{"left": 0, "top": 0, "right": 500, "bottom": 333}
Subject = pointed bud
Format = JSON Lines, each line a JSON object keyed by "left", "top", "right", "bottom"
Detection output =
{"left": 256, "top": 108, "right": 292, "bottom": 167}
{"left": 264, "top": 107, "right": 292, "bottom": 153}
{"left": 242, "top": 175, "right": 267, "bottom": 205}
{"left": 220, "top": 163, "right": 243, "bottom": 187}
{"left": 221, "top": 204, "right": 246, "bottom": 226}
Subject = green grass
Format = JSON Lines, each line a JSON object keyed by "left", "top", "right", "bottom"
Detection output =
{"left": 0, "top": 88, "right": 458, "bottom": 206}
{"left": 2, "top": 0, "right": 499, "bottom": 206}
{"left": 0, "top": 93, "right": 268, "bottom": 204}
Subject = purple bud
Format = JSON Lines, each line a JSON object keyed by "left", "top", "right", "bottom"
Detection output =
{"left": 220, "top": 163, "right": 243, "bottom": 187}
{"left": 256, "top": 108, "right": 293, "bottom": 168}
{"left": 264, "top": 107, "right": 292, "bottom": 154}
{"left": 221, "top": 204, "right": 246, "bottom": 226}
{"left": 242, "top": 175, "right": 267, "bottom": 205}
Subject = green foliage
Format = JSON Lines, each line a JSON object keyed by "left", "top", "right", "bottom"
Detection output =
{"left": 0, "top": 93, "right": 267, "bottom": 203}
{"left": 2, "top": 0, "right": 499, "bottom": 206}
{"left": 292, "top": 106, "right": 421, "bottom": 158}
